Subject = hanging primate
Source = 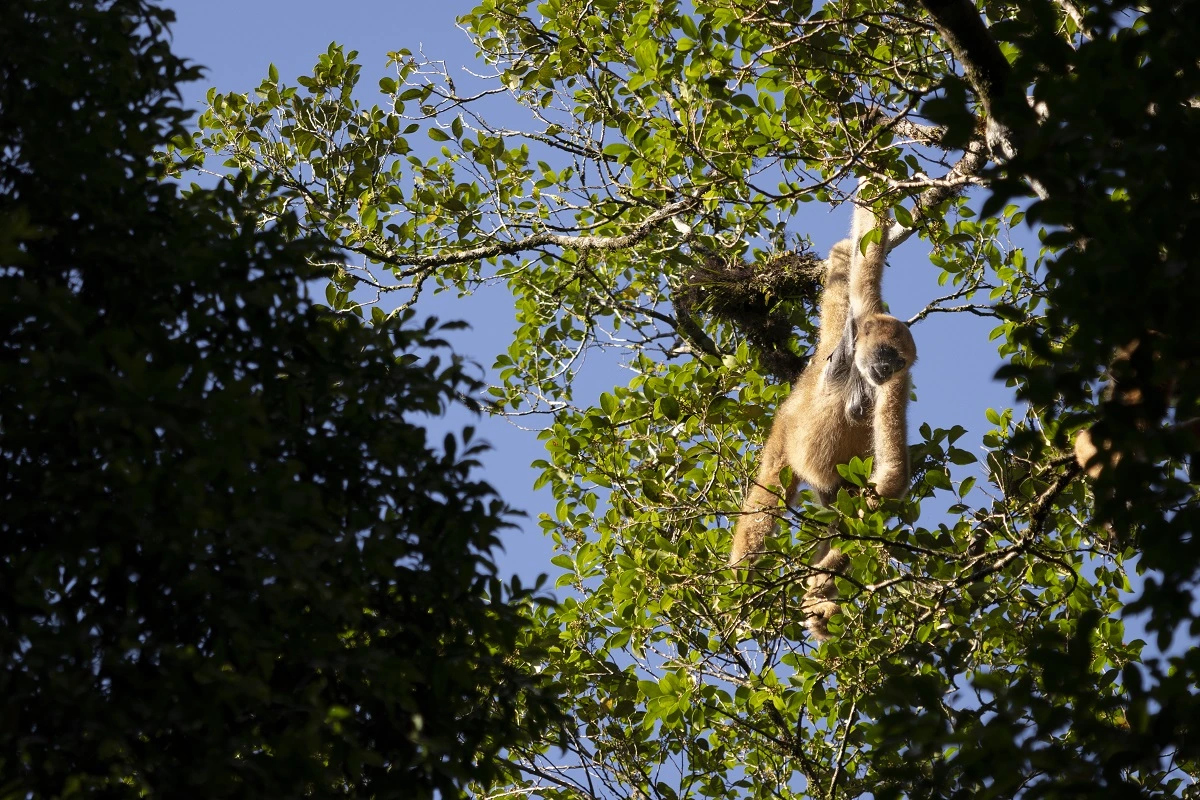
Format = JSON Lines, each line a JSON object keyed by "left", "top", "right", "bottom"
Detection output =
{"left": 729, "top": 200, "right": 916, "bottom": 640}
{"left": 1074, "top": 334, "right": 1200, "bottom": 479}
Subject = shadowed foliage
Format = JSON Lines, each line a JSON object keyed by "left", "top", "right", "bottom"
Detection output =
{"left": 0, "top": 1, "right": 558, "bottom": 797}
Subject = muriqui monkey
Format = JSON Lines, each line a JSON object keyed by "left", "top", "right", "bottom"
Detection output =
{"left": 729, "top": 201, "right": 916, "bottom": 640}
{"left": 1074, "top": 335, "right": 1200, "bottom": 479}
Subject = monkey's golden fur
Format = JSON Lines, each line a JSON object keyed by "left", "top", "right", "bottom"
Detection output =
{"left": 1074, "top": 335, "right": 1200, "bottom": 479}
{"left": 729, "top": 203, "right": 916, "bottom": 640}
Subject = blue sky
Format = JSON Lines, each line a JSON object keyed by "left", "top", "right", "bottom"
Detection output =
{"left": 163, "top": 0, "right": 1018, "bottom": 585}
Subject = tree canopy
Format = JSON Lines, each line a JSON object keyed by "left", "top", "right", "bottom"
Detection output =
{"left": 0, "top": 1, "right": 558, "bottom": 797}
{"left": 168, "top": 0, "right": 1199, "bottom": 796}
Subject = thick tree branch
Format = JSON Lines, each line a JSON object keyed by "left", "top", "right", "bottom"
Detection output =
{"left": 908, "top": 0, "right": 1045, "bottom": 196}
{"left": 912, "top": 0, "right": 1014, "bottom": 122}
{"left": 888, "top": 117, "right": 949, "bottom": 146}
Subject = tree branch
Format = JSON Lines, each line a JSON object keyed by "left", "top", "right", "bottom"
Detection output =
{"left": 909, "top": 0, "right": 1045, "bottom": 197}
{"left": 672, "top": 304, "right": 722, "bottom": 358}
{"left": 355, "top": 197, "right": 700, "bottom": 274}
{"left": 910, "top": 0, "right": 1017, "bottom": 125}
{"left": 887, "top": 135, "right": 990, "bottom": 248}
{"left": 828, "top": 698, "right": 859, "bottom": 799}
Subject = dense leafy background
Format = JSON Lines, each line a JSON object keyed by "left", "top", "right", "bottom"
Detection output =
{"left": 169, "top": 0, "right": 1200, "bottom": 794}
{"left": 0, "top": 1, "right": 557, "bottom": 797}
{"left": 6, "top": 0, "right": 1197, "bottom": 796}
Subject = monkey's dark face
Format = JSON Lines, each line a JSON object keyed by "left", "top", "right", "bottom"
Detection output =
{"left": 855, "top": 315, "right": 916, "bottom": 387}
{"left": 864, "top": 343, "right": 906, "bottom": 384}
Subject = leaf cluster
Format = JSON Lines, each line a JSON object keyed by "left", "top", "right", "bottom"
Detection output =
{"left": 161, "top": 0, "right": 1200, "bottom": 796}
{"left": 0, "top": 2, "right": 558, "bottom": 797}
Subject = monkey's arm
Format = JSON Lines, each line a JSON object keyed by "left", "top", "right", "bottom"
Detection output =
{"left": 849, "top": 203, "right": 890, "bottom": 319}
{"left": 730, "top": 411, "right": 799, "bottom": 567}
{"left": 815, "top": 240, "right": 854, "bottom": 363}
{"left": 870, "top": 375, "right": 911, "bottom": 498}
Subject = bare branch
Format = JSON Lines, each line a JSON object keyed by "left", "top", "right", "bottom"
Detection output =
{"left": 887, "top": 135, "right": 990, "bottom": 249}
{"left": 888, "top": 117, "right": 947, "bottom": 146}
{"left": 828, "top": 698, "right": 859, "bottom": 799}
{"left": 356, "top": 197, "right": 699, "bottom": 274}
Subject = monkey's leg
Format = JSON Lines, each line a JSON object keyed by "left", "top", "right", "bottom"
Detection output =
{"left": 730, "top": 422, "right": 798, "bottom": 568}
{"left": 801, "top": 541, "right": 849, "bottom": 641}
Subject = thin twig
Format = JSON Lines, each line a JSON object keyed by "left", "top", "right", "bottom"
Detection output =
{"left": 828, "top": 698, "right": 859, "bottom": 799}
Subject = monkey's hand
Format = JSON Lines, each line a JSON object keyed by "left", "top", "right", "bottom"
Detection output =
{"left": 869, "top": 467, "right": 909, "bottom": 502}
{"left": 802, "top": 600, "right": 842, "bottom": 641}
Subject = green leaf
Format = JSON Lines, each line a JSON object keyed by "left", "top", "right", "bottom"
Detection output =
{"left": 633, "top": 39, "right": 658, "bottom": 73}
{"left": 655, "top": 395, "right": 681, "bottom": 421}
{"left": 859, "top": 226, "right": 882, "bottom": 254}
{"left": 925, "top": 469, "right": 953, "bottom": 491}
{"left": 361, "top": 205, "right": 378, "bottom": 229}
{"left": 948, "top": 447, "right": 976, "bottom": 465}
{"left": 599, "top": 392, "right": 618, "bottom": 418}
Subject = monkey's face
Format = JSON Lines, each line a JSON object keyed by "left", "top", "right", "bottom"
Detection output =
{"left": 855, "top": 315, "right": 916, "bottom": 386}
